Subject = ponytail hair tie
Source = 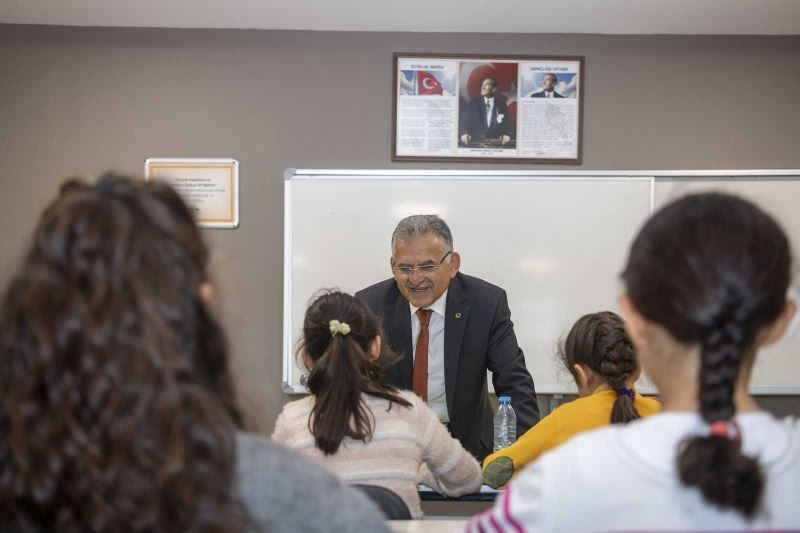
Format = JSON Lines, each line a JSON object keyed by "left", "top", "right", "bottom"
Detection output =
{"left": 329, "top": 319, "right": 351, "bottom": 337}
{"left": 615, "top": 386, "right": 635, "bottom": 400}
{"left": 709, "top": 420, "right": 742, "bottom": 443}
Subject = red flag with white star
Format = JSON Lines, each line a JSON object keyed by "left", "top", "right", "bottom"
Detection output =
{"left": 417, "top": 71, "right": 443, "bottom": 95}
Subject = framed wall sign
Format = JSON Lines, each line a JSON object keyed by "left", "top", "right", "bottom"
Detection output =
{"left": 392, "top": 53, "right": 584, "bottom": 164}
{"left": 144, "top": 158, "right": 239, "bottom": 228}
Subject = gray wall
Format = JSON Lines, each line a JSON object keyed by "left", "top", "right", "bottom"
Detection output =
{"left": 1, "top": 24, "right": 799, "bottom": 432}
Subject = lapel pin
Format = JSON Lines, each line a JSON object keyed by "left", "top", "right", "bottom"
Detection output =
{"left": 455, "top": 312, "right": 462, "bottom": 319}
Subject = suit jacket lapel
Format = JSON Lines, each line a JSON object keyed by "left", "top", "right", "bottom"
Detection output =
{"left": 387, "top": 287, "right": 413, "bottom": 389}
{"left": 444, "top": 275, "right": 470, "bottom": 414}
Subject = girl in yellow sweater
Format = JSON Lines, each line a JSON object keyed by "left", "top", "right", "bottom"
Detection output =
{"left": 482, "top": 311, "right": 660, "bottom": 488}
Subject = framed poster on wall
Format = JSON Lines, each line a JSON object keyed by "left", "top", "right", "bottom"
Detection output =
{"left": 392, "top": 53, "right": 584, "bottom": 164}
{"left": 144, "top": 158, "right": 239, "bottom": 228}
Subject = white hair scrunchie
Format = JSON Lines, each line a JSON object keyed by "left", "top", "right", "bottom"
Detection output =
{"left": 329, "top": 319, "right": 351, "bottom": 337}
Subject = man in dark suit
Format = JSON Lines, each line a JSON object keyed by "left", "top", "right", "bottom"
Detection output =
{"left": 355, "top": 215, "right": 539, "bottom": 460}
{"left": 531, "top": 73, "right": 564, "bottom": 98}
{"left": 459, "top": 77, "right": 512, "bottom": 146}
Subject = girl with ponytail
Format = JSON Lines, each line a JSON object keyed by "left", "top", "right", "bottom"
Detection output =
{"left": 470, "top": 192, "right": 800, "bottom": 532}
{"left": 482, "top": 311, "right": 660, "bottom": 489}
{"left": 272, "top": 290, "right": 481, "bottom": 518}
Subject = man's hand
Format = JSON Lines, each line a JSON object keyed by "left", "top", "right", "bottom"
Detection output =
{"left": 460, "top": 134, "right": 471, "bottom": 145}
{"left": 500, "top": 135, "right": 511, "bottom": 145}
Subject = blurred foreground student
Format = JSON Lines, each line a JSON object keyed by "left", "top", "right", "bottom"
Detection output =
{"left": 482, "top": 311, "right": 660, "bottom": 489}
{"left": 469, "top": 193, "right": 800, "bottom": 531}
{"left": 0, "top": 175, "right": 387, "bottom": 533}
{"left": 272, "top": 290, "right": 481, "bottom": 518}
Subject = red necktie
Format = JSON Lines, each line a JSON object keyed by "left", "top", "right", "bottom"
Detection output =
{"left": 413, "top": 309, "right": 433, "bottom": 401}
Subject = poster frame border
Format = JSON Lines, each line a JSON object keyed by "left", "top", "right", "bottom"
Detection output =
{"left": 391, "top": 52, "right": 585, "bottom": 165}
{"left": 144, "top": 157, "right": 240, "bottom": 229}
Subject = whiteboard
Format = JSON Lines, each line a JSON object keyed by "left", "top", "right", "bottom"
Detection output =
{"left": 283, "top": 170, "right": 800, "bottom": 395}
{"left": 654, "top": 177, "right": 800, "bottom": 394}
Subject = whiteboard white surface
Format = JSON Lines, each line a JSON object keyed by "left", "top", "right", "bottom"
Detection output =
{"left": 654, "top": 177, "right": 800, "bottom": 393}
{"left": 284, "top": 170, "right": 800, "bottom": 395}
{"left": 284, "top": 172, "right": 654, "bottom": 394}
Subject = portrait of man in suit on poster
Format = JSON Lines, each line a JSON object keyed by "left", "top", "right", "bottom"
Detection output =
{"left": 458, "top": 77, "right": 514, "bottom": 147}
{"left": 531, "top": 73, "right": 564, "bottom": 98}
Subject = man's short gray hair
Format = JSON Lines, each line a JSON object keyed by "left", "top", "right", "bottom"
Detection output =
{"left": 391, "top": 215, "right": 454, "bottom": 253}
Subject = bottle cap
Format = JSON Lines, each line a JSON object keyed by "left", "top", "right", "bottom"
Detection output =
{"left": 498, "top": 396, "right": 511, "bottom": 404}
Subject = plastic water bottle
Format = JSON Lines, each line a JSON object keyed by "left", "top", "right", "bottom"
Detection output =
{"left": 493, "top": 396, "right": 517, "bottom": 452}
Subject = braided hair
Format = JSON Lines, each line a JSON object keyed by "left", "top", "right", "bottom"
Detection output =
{"left": 559, "top": 311, "right": 641, "bottom": 424}
{"left": 622, "top": 192, "right": 791, "bottom": 518}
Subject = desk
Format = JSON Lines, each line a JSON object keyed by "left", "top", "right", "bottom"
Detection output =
{"left": 418, "top": 485, "right": 497, "bottom": 517}
{"left": 390, "top": 519, "right": 468, "bottom": 532}
{"left": 419, "top": 485, "right": 498, "bottom": 502}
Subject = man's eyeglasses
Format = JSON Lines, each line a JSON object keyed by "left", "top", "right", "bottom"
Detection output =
{"left": 392, "top": 251, "right": 452, "bottom": 277}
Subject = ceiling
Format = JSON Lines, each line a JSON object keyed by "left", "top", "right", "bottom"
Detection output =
{"left": 1, "top": 0, "right": 799, "bottom": 34}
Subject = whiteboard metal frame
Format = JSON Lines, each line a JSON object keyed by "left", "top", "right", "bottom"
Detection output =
{"left": 283, "top": 168, "right": 800, "bottom": 395}
{"left": 289, "top": 168, "right": 800, "bottom": 178}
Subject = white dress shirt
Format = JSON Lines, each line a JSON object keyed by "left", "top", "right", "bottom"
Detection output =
{"left": 409, "top": 290, "right": 448, "bottom": 423}
{"left": 484, "top": 97, "right": 494, "bottom": 127}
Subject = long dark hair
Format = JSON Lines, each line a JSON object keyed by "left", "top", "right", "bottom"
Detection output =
{"left": 622, "top": 192, "right": 791, "bottom": 518}
{"left": 559, "top": 311, "right": 641, "bottom": 424}
{"left": 0, "top": 174, "right": 248, "bottom": 531}
{"left": 302, "top": 290, "right": 411, "bottom": 455}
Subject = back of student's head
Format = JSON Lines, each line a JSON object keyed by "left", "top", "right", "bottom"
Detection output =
{"left": 622, "top": 192, "right": 792, "bottom": 518}
{"left": 560, "top": 311, "right": 641, "bottom": 424}
{"left": 302, "top": 290, "right": 410, "bottom": 455}
{"left": 0, "top": 174, "right": 247, "bottom": 531}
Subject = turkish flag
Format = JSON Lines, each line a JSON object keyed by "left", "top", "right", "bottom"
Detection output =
{"left": 417, "top": 71, "right": 443, "bottom": 95}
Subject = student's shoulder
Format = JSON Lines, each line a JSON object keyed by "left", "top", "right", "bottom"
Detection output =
{"left": 773, "top": 414, "right": 800, "bottom": 433}
{"left": 236, "top": 432, "right": 330, "bottom": 487}
{"left": 537, "top": 421, "right": 622, "bottom": 466}
{"left": 386, "top": 390, "right": 442, "bottom": 429}
{"left": 234, "top": 432, "right": 390, "bottom": 533}
{"left": 278, "top": 395, "right": 314, "bottom": 419}
{"left": 534, "top": 394, "right": 613, "bottom": 439}
{"left": 636, "top": 394, "right": 662, "bottom": 416}
{"left": 363, "top": 390, "right": 423, "bottom": 421}
{"left": 747, "top": 413, "right": 800, "bottom": 466}
{"left": 394, "top": 388, "right": 423, "bottom": 405}
{"left": 781, "top": 415, "right": 800, "bottom": 461}
{"left": 557, "top": 392, "right": 607, "bottom": 412}
{"left": 508, "top": 425, "right": 623, "bottom": 510}
{"left": 235, "top": 432, "right": 358, "bottom": 504}
{"left": 376, "top": 389, "right": 427, "bottom": 418}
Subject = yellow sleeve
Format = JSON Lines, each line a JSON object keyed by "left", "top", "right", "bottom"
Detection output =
{"left": 481, "top": 409, "right": 562, "bottom": 488}
{"left": 635, "top": 395, "right": 662, "bottom": 417}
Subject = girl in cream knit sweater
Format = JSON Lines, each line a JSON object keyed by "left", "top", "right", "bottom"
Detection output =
{"left": 272, "top": 291, "right": 481, "bottom": 518}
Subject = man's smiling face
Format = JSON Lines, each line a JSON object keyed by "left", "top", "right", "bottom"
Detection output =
{"left": 391, "top": 232, "right": 460, "bottom": 308}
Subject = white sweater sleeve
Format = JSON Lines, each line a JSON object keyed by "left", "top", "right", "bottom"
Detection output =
{"left": 417, "top": 398, "right": 482, "bottom": 496}
{"left": 466, "top": 460, "right": 551, "bottom": 533}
